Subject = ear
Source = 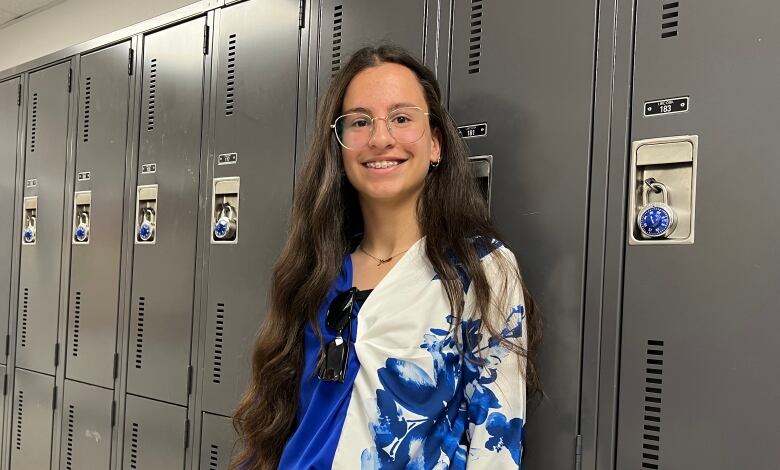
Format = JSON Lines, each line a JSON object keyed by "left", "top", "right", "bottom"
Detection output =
{"left": 430, "top": 127, "right": 442, "bottom": 163}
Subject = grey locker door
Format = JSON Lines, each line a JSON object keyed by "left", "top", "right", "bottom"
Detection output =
{"left": 123, "top": 394, "right": 187, "bottom": 470}
{"left": 317, "top": 0, "right": 426, "bottom": 96}
{"left": 16, "top": 61, "right": 72, "bottom": 376}
{"left": 66, "top": 42, "right": 132, "bottom": 389}
{"left": 616, "top": 2, "right": 780, "bottom": 469}
{"left": 201, "top": 0, "right": 298, "bottom": 416}
{"left": 126, "top": 16, "right": 206, "bottom": 406}
{"left": 199, "top": 413, "right": 235, "bottom": 470}
{"left": 0, "top": 78, "right": 21, "bottom": 365}
{"left": 58, "top": 379, "right": 114, "bottom": 470}
{"left": 448, "top": 1, "right": 597, "bottom": 468}
{"left": 11, "top": 368, "right": 55, "bottom": 469}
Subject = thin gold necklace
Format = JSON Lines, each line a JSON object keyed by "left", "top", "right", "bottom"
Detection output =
{"left": 359, "top": 244, "right": 411, "bottom": 266}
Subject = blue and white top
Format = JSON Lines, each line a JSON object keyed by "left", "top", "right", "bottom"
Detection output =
{"left": 279, "top": 237, "right": 527, "bottom": 469}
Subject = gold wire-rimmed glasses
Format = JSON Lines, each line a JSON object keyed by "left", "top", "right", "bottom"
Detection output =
{"left": 331, "top": 106, "right": 430, "bottom": 150}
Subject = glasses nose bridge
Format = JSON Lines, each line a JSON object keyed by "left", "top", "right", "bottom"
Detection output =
{"left": 368, "top": 114, "right": 396, "bottom": 143}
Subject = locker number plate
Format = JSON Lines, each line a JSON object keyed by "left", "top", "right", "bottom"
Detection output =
{"left": 458, "top": 123, "right": 487, "bottom": 139}
{"left": 141, "top": 163, "right": 157, "bottom": 174}
{"left": 644, "top": 97, "right": 689, "bottom": 117}
{"left": 26, "top": 179, "right": 37, "bottom": 188}
{"left": 218, "top": 153, "right": 238, "bottom": 165}
{"left": 77, "top": 171, "right": 91, "bottom": 181}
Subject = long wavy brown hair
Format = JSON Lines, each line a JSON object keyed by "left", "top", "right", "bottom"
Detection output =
{"left": 231, "top": 44, "right": 541, "bottom": 469}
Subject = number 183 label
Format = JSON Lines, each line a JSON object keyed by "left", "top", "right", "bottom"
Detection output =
{"left": 644, "top": 96, "right": 689, "bottom": 117}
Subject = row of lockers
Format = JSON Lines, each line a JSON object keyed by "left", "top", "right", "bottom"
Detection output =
{"left": 0, "top": 0, "right": 603, "bottom": 467}
{"left": 0, "top": 0, "right": 301, "bottom": 467}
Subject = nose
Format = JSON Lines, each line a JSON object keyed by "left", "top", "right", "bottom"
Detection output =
{"left": 368, "top": 117, "right": 396, "bottom": 149}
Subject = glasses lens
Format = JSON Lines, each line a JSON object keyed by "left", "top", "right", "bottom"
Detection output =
{"left": 388, "top": 107, "right": 427, "bottom": 144}
{"left": 318, "top": 336, "right": 349, "bottom": 382}
{"left": 335, "top": 113, "right": 372, "bottom": 149}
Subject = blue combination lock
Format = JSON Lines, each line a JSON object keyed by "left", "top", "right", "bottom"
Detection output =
{"left": 74, "top": 211, "right": 90, "bottom": 243}
{"left": 23, "top": 215, "right": 36, "bottom": 244}
{"left": 213, "top": 203, "right": 237, "bottom": 241}
{"left": 137, "top": 207, "right": 156, "bottom": 242}
{"left": 637, "top": 179, "right": 677, "bottom": 238}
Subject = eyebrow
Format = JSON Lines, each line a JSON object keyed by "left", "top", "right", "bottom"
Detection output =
{"left": 342, "top": 102, "right": 423, "bottom": 115}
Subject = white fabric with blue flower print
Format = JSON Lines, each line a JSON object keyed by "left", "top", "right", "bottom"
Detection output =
{"left": 331, "top": 236, "right": 527, "bottom": 469}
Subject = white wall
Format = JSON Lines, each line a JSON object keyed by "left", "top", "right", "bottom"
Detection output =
{"left": 0, "top": 0, "right": 201, "bottom": 72}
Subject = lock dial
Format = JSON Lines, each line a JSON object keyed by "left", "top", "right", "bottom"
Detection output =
{"left": 638, "top": 205, "right": 673, "bottom": 237}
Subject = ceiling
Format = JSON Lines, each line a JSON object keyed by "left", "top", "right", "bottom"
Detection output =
{"left": 0, "top": 0, "right": 66, "bottom": 29}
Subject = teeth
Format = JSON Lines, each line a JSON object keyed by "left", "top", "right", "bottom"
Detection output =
{"left": 365, "top": 160, "right": 401, "bottom": 169}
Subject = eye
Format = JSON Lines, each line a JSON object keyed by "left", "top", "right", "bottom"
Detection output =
{"left": 350, "top": 117, "right": 370, "bottom": 128}
{"left": 390, "top": 114, "right": 412, "bottom": 125}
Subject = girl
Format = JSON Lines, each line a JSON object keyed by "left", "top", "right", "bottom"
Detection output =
{"left": 232, "top": 44, "right": 540, "bottom": 470}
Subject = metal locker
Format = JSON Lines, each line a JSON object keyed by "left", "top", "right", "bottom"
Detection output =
{"left": 0, "top": 78, "right": 22, "bottom": 365}
{"left": 317, "top": 0, "right": 426, "bottom": 95}
{"left": 126, "top": 16, "right": 207, "bottom": 406}
{"left": 200, "top": 0, "right": 298, "bottom": 417}
{"left": 199, "top": 413, "right": 235, "bottom": 470}
{"left": 447, "top": 1, "right": 598, "bottom": 468}
{"left": 11, "top": 368, "right": 55, "bottom": 469}
{"left": 615, "top": 1, "right": 780, "bottom": 469}
{"left": 66, "top": 42, "right": 132, "bottom": 389}
{"left": 58, "top": 379, "right": 114, "bottom": 470}
{"left": 0, "top": 363, "right": 5, "bottom": 455}
{"left": 123, "top": 394, "right": 187, "bottom": 470}
{"left": 16, "top": 61, "right": 72, "bottom": 376}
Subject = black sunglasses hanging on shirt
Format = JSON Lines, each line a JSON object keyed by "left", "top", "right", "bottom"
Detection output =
{"left": 317, "top": 287, "right": 371, "bottom": 382}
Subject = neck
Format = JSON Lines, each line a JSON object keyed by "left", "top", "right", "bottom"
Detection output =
{"left": 358, "top": 192, "right": 422, "bottom": 257}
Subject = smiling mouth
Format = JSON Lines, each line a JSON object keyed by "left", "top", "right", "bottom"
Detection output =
{"left": 362, "top": 160, "right": 406, "bottom": 169}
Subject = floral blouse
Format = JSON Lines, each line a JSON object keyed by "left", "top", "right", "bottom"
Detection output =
{"left": 279, "top": 236, "right": 527, "bottom": 469}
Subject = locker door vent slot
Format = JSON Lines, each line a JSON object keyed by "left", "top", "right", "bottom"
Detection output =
{"left": 30, "top": 93, "right": 38, "bottom": 152}
{"left": 468, "top": 0, "right": 483, "bottom": 74}
{"left": 661, "top": 2, "right": 679, "bottom": 38}
{"left": 212, "top": 303, "right": 225, "bottom": 384}
{"left": 642, "top": 339, "right": 664, "bottom": 469}
{"left": 134, "top": 297, "right": 145, "bottom": 369}
{"left": 65, "top": 404, "right": 75, "bottom": 469}
{"left": 209, "top": 444, "right": 220, "bottom": 469}
{"left": 21, "top": 287, "right": 29, "bottom": 347}
{"left": 225, "top": 34, "right": 237, "bottom": 117}
{"left": 72, "top": 292, "right": 82, "bottom": 357}
{"left": 15, "top": 390, "right": 23, "bottom": 450}
{"left": 83, "top": 77, "right": 92, "bottom": 142}
{"left": 331, "top": 5, "right": 343, "bottom": 76}
{"left": 129, "top": 422, "right": 140, "bottom": 469}
{"left": 146, "top": 59, "right": 157, "bottom": 131}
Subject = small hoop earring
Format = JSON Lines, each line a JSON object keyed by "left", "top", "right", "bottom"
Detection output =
{"left": 430, "top": 159, "right": 441, "bottom": 168}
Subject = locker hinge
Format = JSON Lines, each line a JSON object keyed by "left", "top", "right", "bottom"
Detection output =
{"left": 113, "top": 352, "right": 119, "bottom": 379}
{"left": 128, "top": 48, "right": 134, "bottom": 76}
{"left": 203, "top": 24, "right": 210, "bottom": 55}
{"left": 575, "top": 434, "right": 583, "bottom": 470}
{"left": 187, "top": 365, "right": 193, "bottom": 395}
{"left": 54, "top": 342, "right": 60, "bottom": 367}
{"left": 52, "top": 385, "right": 58, "bottom": 410}
{"left": 3, "top": 374, "right": 7, "bottom": 396}
{"left": 67, "top": 68, "right": 72, "bottom": 93}
{"left": 4, "top": 334, "right": 9, "bottom": 357}
{"left": 184, "top": 419, "right": 190, "bottom": 449}
{"left": 17, "top": 83, "right": 21, "bottom": 106}
{"left": 299, "top": 0, "right": 306, "bottom": 29}
{"left": 111, "top": 400, "right": 117, "bottom": 427}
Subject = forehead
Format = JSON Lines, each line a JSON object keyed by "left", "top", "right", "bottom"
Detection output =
{"left": 341, "top": 62, "right": 428, "bottom": 114}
